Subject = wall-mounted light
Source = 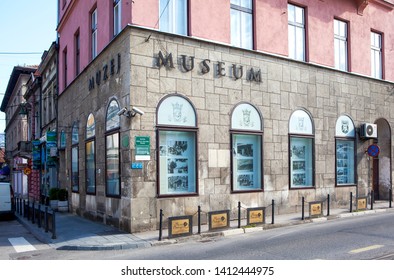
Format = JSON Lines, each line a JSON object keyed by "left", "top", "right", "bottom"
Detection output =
{"left": 117, "top": 106, "right": 145, "bottom": 118}
{"left": 19, "top": 102, "right": 32, "bottom": 116}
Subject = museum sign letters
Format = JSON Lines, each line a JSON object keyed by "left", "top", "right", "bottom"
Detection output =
{"left": 156, "top": 51, "right": 262, "bottom": 83}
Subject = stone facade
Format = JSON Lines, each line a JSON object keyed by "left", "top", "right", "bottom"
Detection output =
{"left": 58, "top": 26, "right": 394, "bottom": 233}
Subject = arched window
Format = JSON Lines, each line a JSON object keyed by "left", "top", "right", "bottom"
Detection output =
{"left": 105, "top": 99, "right": 121, "bottom": 197}
{"left": 335, "top": 115, "right": 356, "bottom": 186}
{"left": 230, "top": 102, "right": 263, "bottom": 192}
{"left": 157, "top": 94, "right": 197, "bottom": 196}
{"left": 86, "top": 113, "right": 96, "bottom": 194}
{"left": 71, "top": 122, "right": 79, "bottom": 192}
{"left": 289, "top": 109, "right": 314, "bottom": 189}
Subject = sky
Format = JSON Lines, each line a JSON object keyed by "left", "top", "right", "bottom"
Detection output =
{"left": 0, "top": 1, "right": 58, "bottom": 133}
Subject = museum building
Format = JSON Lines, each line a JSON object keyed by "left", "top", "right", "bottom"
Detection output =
{"left": 57, "top": 0, "right": 394, "bottom": 232}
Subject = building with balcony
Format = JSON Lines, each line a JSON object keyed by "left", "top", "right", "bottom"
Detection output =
{"left": 1, "top": 66, "right": 37, "bottom": 199}
{"left": 57, "top": 0, "right": 394, "bottom": 232}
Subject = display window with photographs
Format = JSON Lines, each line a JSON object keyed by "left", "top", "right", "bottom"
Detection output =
{"left": 335, "top": 115, "right": 356, "bottom": 186}
{"left": 157, "top": 95, "right": 198, "bottom": 196}
{"left": 289, "top": 109, "right": 314, "bottom": 189}
{"left": 86, "top": 113, "right": 96, "bottom": 195}
{"left": 71, "top": 122, "right": 79, "bottom": 192}
{"left": 290, "top": 137, "right": 313, "bottom": 187}
{"left": 159, "top": 130, "right": 197, "bottom": 195}
{"left": 105, "top": 99, "right": 121, "bottom": 197}
{"left": 231, "top": 103, "right": 263, "bottom": 192}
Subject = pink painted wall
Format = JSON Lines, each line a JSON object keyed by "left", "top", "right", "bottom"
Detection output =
{"left": 189, "top": 0, "right": 230, "bottom": 43}
{"left": 58, "top": 0, "right": 394, "bottom": 93}
{"left": 57, "top": 0, "right": 132, "bottom": 93}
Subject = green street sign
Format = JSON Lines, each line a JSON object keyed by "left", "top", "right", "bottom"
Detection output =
{"left": 135, "top": 136, "right": 150, "bottom": 160}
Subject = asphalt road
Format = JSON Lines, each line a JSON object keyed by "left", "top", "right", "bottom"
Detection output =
{"left": 5, "top": 210, "right": 394, "bottom": 260}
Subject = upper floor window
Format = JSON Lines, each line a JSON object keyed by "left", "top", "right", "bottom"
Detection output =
{"left": 334, "top": 19, "right": 348, "bottom": 71}
{"left": 230, "top": 0, "right": 253, "bottom": 50}
{"left": 289, "top": 109, "right": 314, "bottom": 189}
{"left": 371, "top": 31, "right": 382, "bottom": 79}
{"left": 75, "top": 30, "right": 80, "bottom": 76}
{"left": 159, "top": 0, "right": 187, "bottom": 35}
{"left": 288, "top": 3, "right": 306, "bottom": 61}
{"left": 113, "top": 0, "right": 122, "bottom": 36}
{"left": 231, "top": 103, "right": 263, "bottom": 192}
{"left": 335, "top": 115, "right": 356, "bottom": 186}
{"left": 91, "top": 8, "right": 98, "bottom": 59}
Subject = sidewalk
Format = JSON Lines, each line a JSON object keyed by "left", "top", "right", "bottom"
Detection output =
{"left": 16, "top": 201, "right": 394, "bottom": 251}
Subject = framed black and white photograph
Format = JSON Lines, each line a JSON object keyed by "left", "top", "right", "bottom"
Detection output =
{"left": 237, "top": 174, "right": 254, "bottom": 188}
{"left": 167, "top": 158, "right": 188, "bottom": 174}
{"left": 292, "top": 160, "right": 305, "bottom": 171}
{"left": 167, "top": 140, "right": 188, "bottom": 156}
{"left": 293, "top": 173, "right": 306, "bottom": 186}
{"left": 237, "top": 159, "right": 253, "bottom": 171}
{"left": 168, "top": 175, "right": 188, "bottom": 192}
{"left": 237, "top": 143, "right": 254, "bottom": 157}
{"left": 292, "top": 145, "right": 305, "bottom": 159}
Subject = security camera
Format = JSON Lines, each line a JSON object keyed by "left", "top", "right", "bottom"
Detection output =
{"left": 117, "top": 107, "right": 127, "bottom": 116}
{"left": 131, "top": 106, "right": 145, "bottom": 116}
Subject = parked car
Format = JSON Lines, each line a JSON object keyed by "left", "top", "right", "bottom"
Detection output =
{"left": 0, "top": 182, "right": 14, "bottom": 220}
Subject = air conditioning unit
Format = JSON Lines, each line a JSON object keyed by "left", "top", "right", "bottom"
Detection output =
{"left": 360, "top": 123, "right": 377, "bottom": 139}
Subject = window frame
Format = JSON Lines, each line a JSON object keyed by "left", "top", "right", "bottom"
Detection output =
{"left": 371, "top": 30, "right": 383, "bottom": 79}
{"left": 288, "top": 3, "right": 307, "bottom": 62}
{"left": 105, "top": 99, "right": 121, "bottom": 198}
{"left": 335, "top": 115, "right": 356, "bottom": 187}
{"left": 159, "top": 0, "right": 188, "bottom": 36}
{"left": 156, "top": 94, "right": 198, "bottom": 197}
{"left": 230, "top": 0, "right": 254, "bottom": 50}
{"left": 91, "top": 8, "right": 98, "bottom": 60}
{"left": 334, "top": 18, "right": 349, "bottom": 72}
{"left": 230, "top": 102, "right": 263, "bottom": 193}
{"left": 85, "top": 113, "right": 96, "bottom": 195}
{"left": 74, "top": 29, "right": 80, "bottom": 76}
{"left": 113, "top": 0, "right": 122, "bottom": 37}
{"left": 71, "top": 122, "right": 79, "bottom": 193}
{"left": 288, "top": 109, "right": 315, "bottom": 189}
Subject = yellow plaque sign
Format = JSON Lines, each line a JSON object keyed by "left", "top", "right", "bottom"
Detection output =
{"left": 168, "top": 215, "right": 192, "bottom": 238}
{"left": 357, "top": 197, "right": 367, "bottom": 210}
{"left": 211, "top": 214, "right": 227, "bottom": 228}
{"left": 309, "top": 201, "right": 323, "bottom": 218}
{"left": 171, "top": 219, "right": 190, "bottom": 235}
{"left": 248, "top": 208, "right": 265, "bottom": 224}
{"left": 208, "top": 210, "right": 230, "bottom": 230}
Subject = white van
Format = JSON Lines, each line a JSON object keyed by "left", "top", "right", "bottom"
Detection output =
{"left": 0, "top": 182, "right": 14, "bottom": 219}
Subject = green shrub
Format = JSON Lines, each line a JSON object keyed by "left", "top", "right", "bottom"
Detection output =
{"left": 58, "top": 189, "right": 68, "bottom": 201}
{"left": 49, "top": 188, "right": 59, "bottom": 200}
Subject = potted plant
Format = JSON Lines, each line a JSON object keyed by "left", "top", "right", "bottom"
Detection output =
{"left": 57, "top": 189, "right": 69, "bottom": 212}
{"left": 48, "top": 188, "right": 59, "bottom": 211}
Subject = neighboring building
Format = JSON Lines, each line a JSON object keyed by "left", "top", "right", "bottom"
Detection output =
{"left": 0, "top": 66, "right": 37, "bottom": 199}
{"left": 57, "top": 0, "right": 394, "bottom": 233}
{"left": 37, "top": 42, "right": 59, "bottom": 202}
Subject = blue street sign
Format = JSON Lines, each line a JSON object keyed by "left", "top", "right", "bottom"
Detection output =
{"left": 367, "top": 144, "right": 380, "bottom": 157}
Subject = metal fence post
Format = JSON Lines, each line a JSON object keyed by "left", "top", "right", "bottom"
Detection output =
{"left": 238, "top": 201, "right": 241, "bottom": 228}
{"left": 32, "top": 201, "right": 35, "bottom": 224}
{"left": 389, "top": 188, "right": 392, "bottom": 208}
{"left": 301, "top": 197, "right": 305, "bottom": 220}
{"left": 327, "top": 194, "right": 330, "bottom": 216}
{"left": 158, "top": 209, "right": 163, "bottom": 241}
{"left": 350, "top": 192, "right": 353, "bottom": 213}
{"left": 371, "top": 190, "right": 374, "bottom": 210}
{"left": 37, "top": 204, "right": 41, "bottom": 228}
{"left": 198, "top": 206, "right": 201, "bottom": 234}
{"left": 45, "top": 206, "right": 49, "bottom": 233}
{"left": 51, "top": 211, "right": 57, "bottom": 239}
{"left": 271, "top": 199, "right": 275, "bottom": 225}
